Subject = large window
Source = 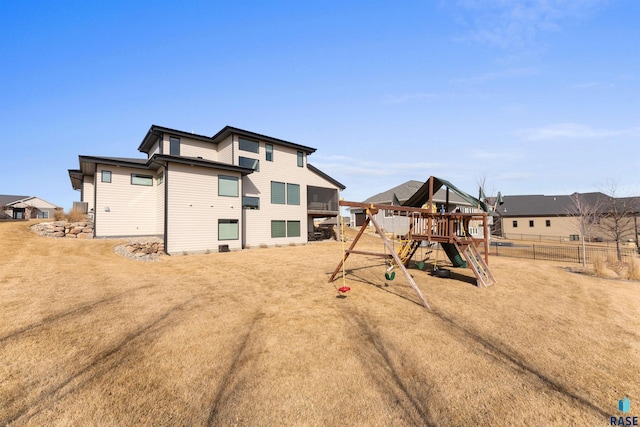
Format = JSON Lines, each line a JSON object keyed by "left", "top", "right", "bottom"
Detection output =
{"left": 287, "top": 221, "right": 301, "bottom": 237}
{"left": 271, "top": 220, "right": 286, "bottom": 238}
{"left": 219, "top": 175, "right": 239, "bottom": 197}
{"left": 131, "top": 174, "right": 153, "bottom": 186}
{"left": 271, "top": 181, "right": 286, "bottom": 204}
{"left": 272, "top": 220, "right": 301, "bottom": 238}
{"left": 218, "top": 219, "right": 239, "bottom": 240}
{"left": 242, "top": 196, "right": 260, "bottom": 210}
{"left": 297, "top": 151, "right": 304, "bottom": 167}
{"left": 239, "top": 137, "right": 259, "bottom": 153}
{"left": 266, "top": 144, "right": 273, "bottom": 161}
{"left": 239, "top": 156, "right": 259, "bottom": 171}
{"left": 101, "top": 170, "right": 112, "bottom": 183}
{"left": 287, "top": 183, "right": 300, "bottom": 205}
{"left": 170, "top": 136, "right": 180, "bottom": 156}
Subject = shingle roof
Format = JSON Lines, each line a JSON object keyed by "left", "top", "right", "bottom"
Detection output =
{"left": 0, "top": 195, "right": 29, "bottom": 206}
{"left": 496, "top": 192, "right": 612, "bottom": 216}
{"left": 362, "top": 179, "right": 470, "bottom": 205}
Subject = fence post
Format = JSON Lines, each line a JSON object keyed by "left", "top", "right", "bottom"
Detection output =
{"left": 578, "top": 246, "right": 581, "bottom": 264}
{"left": 533, "top": 244, "right": 536, "bottom": 260}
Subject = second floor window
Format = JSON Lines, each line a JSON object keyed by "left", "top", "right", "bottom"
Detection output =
{"left": 266, "top": 144, "right": 273, "bottom": 161}
{"left": 239, "top": 156, "right": 259, "bottom": 171}
{"left": 239, "top": 137, "right": 259, "bottom": 153}
{"left": 271, "top": 181, "right": 286, "bottom": 204}
{"left": 101, "top": 170, "right": 112, "bottom": 183}
{"left": 170, "top": 137, "right": 180, "bottom": 156}
{"left": 297, "top": 151, "right": 304, "bottom": 167}
{"left": 131, "top": 174, "right": 153, "bottom": 186}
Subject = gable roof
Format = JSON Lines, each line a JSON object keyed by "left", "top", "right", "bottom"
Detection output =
{"left": 362, "top": 180, "right": 424, "bottom": 204}
{"left": 0, "top": 195, "right": 30, "bottom": 206}
{"left": 403, "top": 177, "right": 489, "bottom": 211}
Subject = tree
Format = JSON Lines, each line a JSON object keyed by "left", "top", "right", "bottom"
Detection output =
{"left": 599, "top": 183, "right": 638, "bottom": 261}
{"left": 567, "top": 192, "right": 603, "bottom": 268}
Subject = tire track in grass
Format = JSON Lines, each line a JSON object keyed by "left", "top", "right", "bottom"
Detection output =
{"left": 2, "top": 295, "right": 201, "bottom": 426}
{"left": 206, "top": 311, "right": 262, "bottom": 426}
{"left": 432, "top": 309, "right": 610, "bottom": 419}
{"left": 341, "top": 305, "right": 437, "bottom": 427}
{"left": 0, "top": 283, "right": 159, "bottom": 345}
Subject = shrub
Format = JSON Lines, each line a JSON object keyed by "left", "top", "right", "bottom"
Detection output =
{"left": 53, "top": 208, "right": 66, "bottom": 221}
{"left": 592, "top": 256, "right": 607, "bottom": 277}
{"left": 626, "top": 258, "right": 640, "bottom": 281}
{"left": 66, "top": 207, "right": 87, "bottom": 222}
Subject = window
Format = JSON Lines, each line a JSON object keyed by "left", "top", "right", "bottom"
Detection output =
{"left": 266, "top": 144, "right": 273, "bottom": 161}
{"left": 218, "top": 219, "right": 239, "bottom": 240}
{"left": 239, "top": 156, "right": 259, "bottom": 171}
{"left": 287, "top": 183, "right": 300, "bottom": 205}
{"left": 546, "top": 220, "right": 551, "bottom": 227}
{"left": 242, "top": 196, "right": 260, "bottom": 210}
{"left": 218, "top": 175, "right": 239, "bottom": 197}
{"left": 101, "top": 170, "right": 112, "bottom": 183}
{"left": 271, "top": 220, "right": 286, "bottom": 238}
{"left": 239, "top": 137, "right": 259, "bottom": 153}
{"left": 384, "top": 210, "right": 394, "bottom": 218}
{"left": 529, "top": 220, "right": 534, "bottom": 227}
{"left": 39, "top": 211, "right": 49, "bottom": 219}
{"left": 271, "top": 181, "right": 286, "bottom": 204}
{"left": 157, "top": 172, "right": 164, "bottom": 185}
{"left": 513, "top": 220, "right": 518, "bottom": 228}
{"left": 297, "top": 151, "right": 304, "bottom": 167}
{"left": 170, "top": 136, "right": 180, "bottom": 156}
{"left": 131, "top": 174, "right": 153, "bottom": 186}
{"left": 287, "top": 221, "right": 301, "bottom": 237}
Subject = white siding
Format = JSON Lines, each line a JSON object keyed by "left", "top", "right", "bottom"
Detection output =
{"left": 242, "top": 143, "right": 310, "bottom": 247}
{"left": 156, "top": 167, "right": 165, "bottom": 237}
{"left": 166, "top": 163, "right": 242, "bottom": 254}
{"left": 82, "top": 177, "right": 95, "bottom": 214}
{"left": 217, "top": 135, "right": 234, "bottom": 164}
{"left": 94, "top": 166, "right": 158, "bottom": 237}
{"left": 162, "top": 133, "right": 218, "bottom": 161}
{"left": 148, "top": 140, "right": 160, "bottom": 157}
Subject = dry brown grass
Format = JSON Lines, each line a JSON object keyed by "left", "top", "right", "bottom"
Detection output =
{"left": 1, "top": 222, "right": 639, "bottom": 426}
{"left": 627, "top": 258, "right": 640, "bottom": 281}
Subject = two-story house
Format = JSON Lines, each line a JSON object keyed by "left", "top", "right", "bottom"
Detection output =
{"left": 68, "top": 125, "right": 345, "bottom": 255}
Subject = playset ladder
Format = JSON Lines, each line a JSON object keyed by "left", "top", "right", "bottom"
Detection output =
{"left": 456, "top": 243, "right": 496, "bottom": 288}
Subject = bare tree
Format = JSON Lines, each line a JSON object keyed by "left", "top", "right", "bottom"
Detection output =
{"left": 599, "top": 183, "right": 638, "bottom": 261}
{"left": 567, "top": 192, "right": 603, "bottom": 268}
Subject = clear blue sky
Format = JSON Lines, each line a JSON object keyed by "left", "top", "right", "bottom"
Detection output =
{"left": 1, "top": 0, "right": 638, "bottom": 209}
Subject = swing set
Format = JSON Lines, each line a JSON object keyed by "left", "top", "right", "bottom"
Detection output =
{"left": 328, "top": 176, "right": 496, "bottom": 311}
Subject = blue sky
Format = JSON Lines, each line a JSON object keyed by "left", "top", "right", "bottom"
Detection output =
{"left": 1, "top": 0, "right": 638, "bottom": 209}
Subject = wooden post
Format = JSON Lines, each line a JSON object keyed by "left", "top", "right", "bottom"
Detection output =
{"left": 328, "top": 215, "right": 370, "bottom": 282}
{"left": 369, "top": 213, "right": 431, "bottom": 310}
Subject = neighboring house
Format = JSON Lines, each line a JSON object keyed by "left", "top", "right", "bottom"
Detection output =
{"left": 0, "top": 195, "right": 60, "bottom": 219}
{"left": 350, "top": 180, "right": 481, "bottom": 236}
{"left": 495, "top": 192, "right": 640, "bottom": 243}
{"left": 68, "top": 125, "right": 345, "bottom": 254}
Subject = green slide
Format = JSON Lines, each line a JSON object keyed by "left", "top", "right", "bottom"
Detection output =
{"left": 441, "top": 243, "right": 467, "bottom": 268}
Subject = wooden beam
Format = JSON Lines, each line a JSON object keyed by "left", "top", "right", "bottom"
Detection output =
{"left": 346, "top": 250, "right": 393, "bottom": 258}
{"left": 328, "top": 216, "right": 370, "bottom": 282}
{"left": 368, "top": 212, "right": 432, "bottom": 310}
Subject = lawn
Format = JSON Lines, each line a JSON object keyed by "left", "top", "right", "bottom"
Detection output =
{"left": 1, "top": 221, "right": 638, "bottom": 426}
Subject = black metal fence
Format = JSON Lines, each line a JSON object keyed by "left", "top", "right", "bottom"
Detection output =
{"left": 486, "top": 243, "right": 638, "bottom": 264}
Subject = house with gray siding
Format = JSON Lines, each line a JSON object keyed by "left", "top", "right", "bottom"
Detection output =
{"left": 69, "top": 125, "right": 345, "bottom": 254}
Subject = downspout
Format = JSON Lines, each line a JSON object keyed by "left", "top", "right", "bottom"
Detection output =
{"left": 93, "top": 170, "right": 98, "bottom": 238}
{"left": 164, "top": 162, "right": 169, "bottom": 255}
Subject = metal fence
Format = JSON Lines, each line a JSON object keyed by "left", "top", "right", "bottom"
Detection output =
{"left": 486, "top": 243, "right": 639, "bottom": 264}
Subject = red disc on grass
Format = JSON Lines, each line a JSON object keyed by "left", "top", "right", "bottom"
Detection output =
{"left": 338, "top": 286, "right": 351, "bottom": 293}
